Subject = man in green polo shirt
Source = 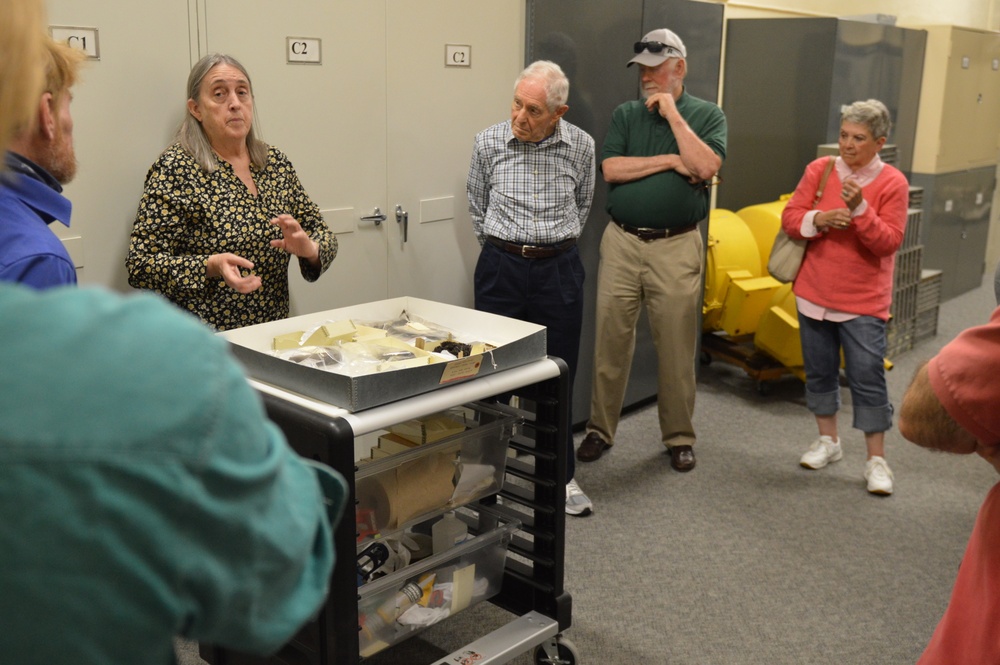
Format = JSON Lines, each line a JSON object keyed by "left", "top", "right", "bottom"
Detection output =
{"left": 577, "top": 28, "right": 727, "bottom": 473}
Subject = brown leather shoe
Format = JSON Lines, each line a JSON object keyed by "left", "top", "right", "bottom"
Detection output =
{"left": 577, "top": 432, "right": 611, "bottom": 462}
{"left": 669, "top": 445, "right": 696, "bottom": 472}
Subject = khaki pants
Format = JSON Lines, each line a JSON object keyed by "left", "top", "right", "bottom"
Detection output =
{"left": 587, "top": 221, "right": 703, "bottom": 448}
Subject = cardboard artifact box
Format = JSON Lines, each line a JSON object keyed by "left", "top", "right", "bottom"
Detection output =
{"left": 218, "top": 297, "right": 546, "bottom": 411}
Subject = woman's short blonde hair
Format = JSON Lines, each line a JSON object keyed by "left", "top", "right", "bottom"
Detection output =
{"left": 0, "top": 0, "right": 47, "bottom": 158}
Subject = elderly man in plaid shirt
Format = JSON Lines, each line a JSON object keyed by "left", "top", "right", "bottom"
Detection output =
{"left": 467, "top": 59, "right": 595, "bottom": 517}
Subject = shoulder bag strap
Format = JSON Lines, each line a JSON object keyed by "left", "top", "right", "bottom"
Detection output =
{"left": 812, "top": 156, "right": 836, "bottom": 208}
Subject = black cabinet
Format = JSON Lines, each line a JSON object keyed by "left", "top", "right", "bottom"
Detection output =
{"left": 911, "top": 167, "right": 995, "bottom": 300}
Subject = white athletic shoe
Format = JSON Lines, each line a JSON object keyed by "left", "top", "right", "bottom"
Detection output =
{"left": 865, "top": 456, "right": 894, "bottom": 495}
{"left": 565, "top": 478, "right": 593, "bottom": 517}
{"left": 800, "top": 435, "right": 843, "bottom": 470}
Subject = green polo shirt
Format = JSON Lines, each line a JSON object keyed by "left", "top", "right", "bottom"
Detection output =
{"left": 602, "top": 91, "right": 727, "bottom": 229}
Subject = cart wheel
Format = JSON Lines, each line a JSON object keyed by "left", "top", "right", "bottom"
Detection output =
{"left": 700, "top": 350, "right": 712, "bottom": 366}
{"left": 534, "top": 636, "right": 579, "bottom": 665}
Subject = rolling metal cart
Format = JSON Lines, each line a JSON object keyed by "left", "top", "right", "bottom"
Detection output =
{"left": 200, "top": 357, "right": 576, "bottom": 665}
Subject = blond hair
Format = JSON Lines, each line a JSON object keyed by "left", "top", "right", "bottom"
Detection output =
{"left": 0, "top": 0, "right": 47, "bottom": 158}
{"left": 43, "top": 37, "right": 86, "bottom": 108}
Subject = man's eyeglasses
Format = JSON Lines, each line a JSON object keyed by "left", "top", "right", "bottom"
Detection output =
{"left": 633, "top": 41, "right": 683, "bottom": 57}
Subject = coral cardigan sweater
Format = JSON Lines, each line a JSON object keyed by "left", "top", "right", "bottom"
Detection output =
{"left": 781, "top": 157, "right": 909, "bottom": 320}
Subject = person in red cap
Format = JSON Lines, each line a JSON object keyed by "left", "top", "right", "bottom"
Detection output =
{"left": 899, "top": 307, "right": 1000, "bottom": 663}
{"left": 577, "top": 28, "right": 726, "bottom": 473}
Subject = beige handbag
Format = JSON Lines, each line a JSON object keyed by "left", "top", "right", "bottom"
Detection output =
{"left": 767, "top": 156, "right": 836, "bottom": 283}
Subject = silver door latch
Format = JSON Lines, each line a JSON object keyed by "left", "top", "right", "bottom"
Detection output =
{"left": 360, "top": 207, "right": 387, "bottom": 226}
{"left": 395, "top": 204, "right": 409, "bottom": 242}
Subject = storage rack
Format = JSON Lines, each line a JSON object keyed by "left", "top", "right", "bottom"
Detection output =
{"left": 200, "top": 357, "right": 573, "bottom": 665}
{"left": 887, "top": 186, "right": 931, "bottom": 358}
{"left": 915, "top": 269, "right": 943, "bottom": 344}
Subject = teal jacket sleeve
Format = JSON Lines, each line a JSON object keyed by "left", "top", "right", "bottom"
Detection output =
{"left": 0, "top": 285, "right": 341, "bottom": 663}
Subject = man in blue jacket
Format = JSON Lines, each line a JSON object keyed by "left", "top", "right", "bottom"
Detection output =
{"left": 0, "top": 37, "right": 84, "bottom": 288}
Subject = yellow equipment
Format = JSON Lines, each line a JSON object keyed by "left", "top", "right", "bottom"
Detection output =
{"left": 702, "top": 197, "right": 806, "bottom": 387}
{"left": 752, "top": 282, "right": 804, "bottom": 370}
{"left": 731, "top": 198, "right": 788, "bottom": 278}
{"left": 703, "top": 208, "right": 770, "bottom": 335}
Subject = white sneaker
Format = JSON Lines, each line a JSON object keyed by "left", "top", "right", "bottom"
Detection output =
{"left": 565, "top": 478, "right": 593, "bottom": 517}
{"left": 800, "top": 436, "right": 843, "bottom": 469}
{"left": 865, "top": 456, "right": 894, "bottom": 495}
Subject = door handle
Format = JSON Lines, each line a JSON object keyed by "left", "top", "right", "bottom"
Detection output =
{"left": 360, "top": 207, "right": 387, "bottom": 226}
{"left": 395, "top": 204, "right": 409, "bottom": 243}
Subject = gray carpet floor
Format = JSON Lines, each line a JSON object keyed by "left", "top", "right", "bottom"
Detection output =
{"left": 180, "top": 273, "right": 999, "bottom": 665}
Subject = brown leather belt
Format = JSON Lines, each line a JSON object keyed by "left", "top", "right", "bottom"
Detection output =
{"left": 613, "top": 219, "right": 698, "bottom": 241}
{"left": 487, "top": 236, "right": 577, "bottom": 259}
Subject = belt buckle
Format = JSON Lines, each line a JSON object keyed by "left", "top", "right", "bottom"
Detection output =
{"left": 637, "top": 227, "right": 657, "bottom": 241}
{"left": 521, "top": 244, "right": 534, "bottom": 258}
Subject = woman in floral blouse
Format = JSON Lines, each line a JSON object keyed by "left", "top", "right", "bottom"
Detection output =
{"left": 126, "top": 53, "right": 337, "bottom": 331}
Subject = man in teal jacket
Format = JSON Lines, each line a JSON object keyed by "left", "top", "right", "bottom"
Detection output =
{"left": 0, "top": 283, "right": 346, "bottom": 664}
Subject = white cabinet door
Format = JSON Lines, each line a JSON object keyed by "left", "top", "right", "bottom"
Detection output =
{"left": 46, "top": 1, "right": 193, "bottom": 290}
{"left": 385, "top": 1, "right": 524, "bottom": 306}
{"left": 204, "top": 0, "right": 524, "bottom": 311}
{"left": 202, "top": 0, "right": 390, "bottom": 315}
{"left": 46, "top": 1, "right": 524, "bottom": 311}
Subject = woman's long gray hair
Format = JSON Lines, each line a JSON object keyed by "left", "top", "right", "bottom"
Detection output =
{"left": 841, "top": 99, "right": 892, "bottom": 141}
{"left": 177, "top": 53, "right": 268, "bottom": 172}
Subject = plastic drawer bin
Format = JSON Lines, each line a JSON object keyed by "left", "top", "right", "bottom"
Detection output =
{"left": 355, "top": 403, "right": 518, "bottom": 542}
{"left": 357, "top": 507, "right": 520, "bottom": 658}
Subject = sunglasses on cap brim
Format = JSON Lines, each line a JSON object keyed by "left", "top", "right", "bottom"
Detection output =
{"left": 633, "top": 41, "right": 682, "bottom": 57}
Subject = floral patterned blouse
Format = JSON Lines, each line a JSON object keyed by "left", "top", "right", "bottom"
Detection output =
{"left": 126, "top": 143, "right": 337, "bottom": 331}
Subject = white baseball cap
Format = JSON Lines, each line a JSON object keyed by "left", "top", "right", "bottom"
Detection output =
{"left": 627, "top": 28, "right": 687, "bottom": 67}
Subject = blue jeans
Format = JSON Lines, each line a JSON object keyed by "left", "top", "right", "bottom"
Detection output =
{"left": 474, "top": 241, "right": 585, "bottom": 480}
{"left": 797, "top": 313, "right": 893, "bottom": 433}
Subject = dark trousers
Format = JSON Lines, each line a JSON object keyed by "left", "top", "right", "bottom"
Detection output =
{"left": 474, "top": 241, "right": 585, "bottom": 481}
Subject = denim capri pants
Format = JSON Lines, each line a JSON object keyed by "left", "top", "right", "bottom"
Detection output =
{"left": 798, "top": 312, "right": 893, "bottom": 434}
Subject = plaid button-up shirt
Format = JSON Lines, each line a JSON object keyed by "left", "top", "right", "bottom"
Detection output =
{"left": 467, "top": 119, "right": 595, "bottom": 245}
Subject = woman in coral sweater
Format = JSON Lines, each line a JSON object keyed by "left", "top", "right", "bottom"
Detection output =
{"left": 781, "top": 99, "right": 909, "bottom": 495}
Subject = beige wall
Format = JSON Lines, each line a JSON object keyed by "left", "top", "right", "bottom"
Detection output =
{"left": 717, "top": 0, "right": 999, "bottom": 29}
